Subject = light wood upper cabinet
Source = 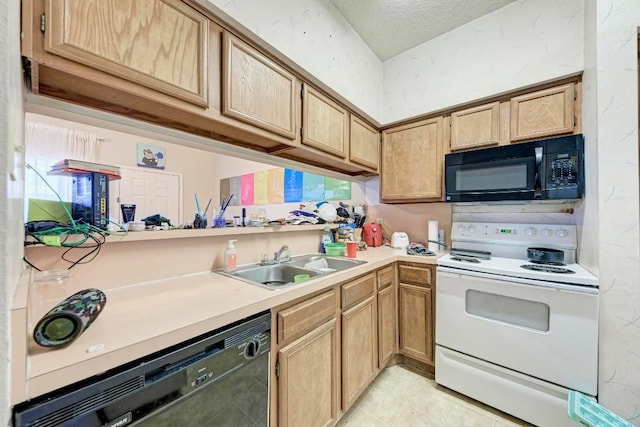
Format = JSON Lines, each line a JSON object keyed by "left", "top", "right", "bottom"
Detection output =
{"left": 510, "top": 83, "right": 575, "bottom": 141}
{"left": 450, "top": 101, "right": 500, "bottom": 151}
{"left": 342, "top": 296, "right": 377, "bottom": 410}
{"left": 302, "top": 84, "right": 349, "bottom": 159}
{"left": 350, "top": 115, "right": 380, "bottom": 171}
{"left": 381, "top": 116, "right": 444, "bottom": 202}
{"left": 222, "top": 32, "right": 297, "bottom": 139}
{"left": 45, "top": 0, "right": 209, "bottom": 106}
{"left": 278, "top": 319, "right": 338, "bottom": 427}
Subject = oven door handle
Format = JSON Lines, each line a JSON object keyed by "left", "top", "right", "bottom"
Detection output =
{"left": 534, "top": 146, "right": 543, "bottom": 199}
{"left": 436, "top": 267, "right": 599, "bottom": 295}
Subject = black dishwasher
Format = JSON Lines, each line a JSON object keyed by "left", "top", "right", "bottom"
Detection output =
{"left": 14, "top": 311, "right": 271, "bottom": 427}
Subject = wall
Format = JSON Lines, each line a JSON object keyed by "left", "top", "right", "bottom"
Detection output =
{"left": 202, "top": 0, "right": 383, "bottom": 122}
{"left": 26, "top": 113, "right": 219, "bottom": 226}
{"left": 1, "top": 0, "right": 25, "bottom": 421}
{"left": 592, "top": 1, "right": 640, "bottom": 422}
{"left": 25, "top": 113, "right": 366, "bottom": 226}
{"left": 211, "top": 155, "right": 366, "bottom": 225}
{"left": 382, "top": 0, "right": 584, "bottom": 123}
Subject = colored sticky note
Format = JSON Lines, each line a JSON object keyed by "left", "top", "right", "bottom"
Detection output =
{"left": 303, "top": 173, "right": 324, "bottom": 201}
{"left": 284, "top": 169, "right": 303, "bottom": 203}
{"left": 254, "top": 170, "right": 268, "bottom": 205}
{"left": 241, "top": 173, "right": 254, "bottom": 205}
{"left": 324, "top": 177, "right": 352, "bottom": 200}
{"left": 229, "top": 176, "right": 240, "bottom": 206}
{"left": 268, "top": 168, "right": 284, "bottom": 204}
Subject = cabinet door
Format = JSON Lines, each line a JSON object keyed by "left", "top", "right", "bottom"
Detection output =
{"left": 342, "top": 296, "right": 377, "bottom": 410}
{"left": 350, "top": 115, "right": 380, "bottom": 171}
{"left": 378, "top": 284, "right": 396, "bottom": 368}
{"left": 302, "top": 84, "right": 349, "bottom": 159}
{"left": 381, "top": 116, "right": 443, "bottom": 202}
{"left": 223, "top": 32, "right": 297, "bottom": 139}
{"left": 510, "top": 83, "right": 575, "bottom": 141}
{"left": 450, "top": 101, "right": 500, "bottom": 151}
{"left": 45, "top": 0, "right": 209, "bottom": 106}
{"left": 278, "top": 319, "right": 338, "bottom": 427}
{"left": 398, "top": 283, "right": 433, "bottom": 364}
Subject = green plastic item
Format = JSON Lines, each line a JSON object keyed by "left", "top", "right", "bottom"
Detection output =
{"left": 324, "top": 242, "right": 346, "bottom": 257}
{"left": 568, "top": 390, "right": 633, "bottom": 427}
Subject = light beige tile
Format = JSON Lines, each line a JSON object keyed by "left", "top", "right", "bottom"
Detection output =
{"left": 336, "top": 406, "right": 388, "bottom": 427}
{"left": 349, "top": 388, "right": 407, "bottom": 425}
{"left": 393, "top": 404, "right": 450, "bottom": 427}
{"left": 443, "top": 401, "right": 494, "bottom": 427}
{"left": 338, "top": 365, "right": 532, "bottom": 427}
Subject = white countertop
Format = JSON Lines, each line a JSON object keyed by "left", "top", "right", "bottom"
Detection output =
{"left": 13, "top": 246, "right": 441, "bottom": 401}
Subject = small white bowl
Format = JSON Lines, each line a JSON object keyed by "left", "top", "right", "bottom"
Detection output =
{"left": 128, "top": 221, "right": 146, "bottom": 232}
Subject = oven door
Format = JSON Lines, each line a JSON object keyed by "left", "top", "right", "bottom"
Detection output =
{"left": 445, "top": 145, "right": 538, "bottom": 202}
{"left": 435, "top": 267, "right": 598, "bottom": 395}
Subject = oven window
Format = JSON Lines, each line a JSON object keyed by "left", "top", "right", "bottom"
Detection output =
{"left": 455, "top": 163, "right": 528, "bottom": 191}
{"left": 465, "top": 290, "right": 550, "bottom": 332}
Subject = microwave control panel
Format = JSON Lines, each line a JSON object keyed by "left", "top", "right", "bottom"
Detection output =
{"left": 546, "top": 153, "right": 578, "bottom": 189}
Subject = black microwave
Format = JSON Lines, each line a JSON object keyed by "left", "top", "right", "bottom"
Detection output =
{"left": 445, "top": 134, "right": 584, "bottom": 202}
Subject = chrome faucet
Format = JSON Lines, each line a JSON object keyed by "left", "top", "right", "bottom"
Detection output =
{"left": 260, "top": 245, "right": 291, "bottom": 265}
{"left": 274, "top": 245, "right": 291, "bottom": 263}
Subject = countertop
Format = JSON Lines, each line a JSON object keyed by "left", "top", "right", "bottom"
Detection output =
{"left": 12, "top": 246, "right": 442, "bottom": 401}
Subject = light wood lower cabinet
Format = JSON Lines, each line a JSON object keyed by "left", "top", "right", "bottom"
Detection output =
{"left": 377, "top": 266, "right": 396, "bottom": 368}
{"left": 278, "top": 318, "right": 338, "bottom": 427}
{"left": 397, "top": 263, "right": 435, "bottom": 365}
{"left": 342, "top": 295, "right": 377, "bottom": 410}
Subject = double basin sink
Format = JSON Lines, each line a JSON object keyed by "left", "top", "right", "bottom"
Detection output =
{"left": 216, "top": 254, "right": 367, "bottom": 290}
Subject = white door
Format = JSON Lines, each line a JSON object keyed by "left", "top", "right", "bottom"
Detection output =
{"left": 109, "top": 167, "right": 182, "bottom": 225}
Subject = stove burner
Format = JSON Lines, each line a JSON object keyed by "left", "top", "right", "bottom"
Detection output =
{"left": 521, "top": 264, "right": 575, "bottom": 274}
{"left": 530, "top": 260, "right": 566, "bottom": 266}
{"left": 451, "top": 256, "right": 481, "bottom": 263}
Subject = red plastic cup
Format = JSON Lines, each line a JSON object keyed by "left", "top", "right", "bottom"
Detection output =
{"left": 346, "top": 241, "right": 357, "bottom": 258}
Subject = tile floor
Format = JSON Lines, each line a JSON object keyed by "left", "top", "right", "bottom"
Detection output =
{"left": 337, "top": 365, "right": 534, "bottom": 427}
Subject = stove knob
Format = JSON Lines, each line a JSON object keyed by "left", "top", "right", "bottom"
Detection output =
{"left": 457, "top": 225, "right": 466, "bottom": 233}
{"left": 524, "top": 227, "right": 538, "bottom": 236}
{"left": 555, "top": 229, "right": 568, "bottom": 238}
{"left": 467, "top": 225, "right": 477, "bottom": 233}
{"left": 541, "top": 228, "right": 553, "bottom": 237}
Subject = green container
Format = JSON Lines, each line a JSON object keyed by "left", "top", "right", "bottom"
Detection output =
{"left": 324, "top": 242, "right": 346, "bottom": 257}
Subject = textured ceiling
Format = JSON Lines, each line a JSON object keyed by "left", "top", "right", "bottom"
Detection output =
{"left": 329, "top": 0, "right": 516, "bottom": 61}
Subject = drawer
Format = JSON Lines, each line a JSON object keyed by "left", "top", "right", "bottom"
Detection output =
{"left": 277, "top": 289, "right": 337, "bottom": 344}
{"left": 377, "top": 265, "right": 394, "bottom": 291}
{"left": 398, "top": 264, "right": 433, "bottom": 287}
{"left": 342, "top": 273, "right": 375, "bottom": 310}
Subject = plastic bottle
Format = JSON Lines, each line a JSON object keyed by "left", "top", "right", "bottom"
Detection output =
{"left": 320, "top": 226, "right": 334, "bottom": 253}
{"left": 224, "top": 239, "right": 238, "bottom": 272}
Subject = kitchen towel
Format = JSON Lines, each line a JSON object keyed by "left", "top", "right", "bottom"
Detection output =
{"left": 428, "top": 221, "right": 439, "bottom": 252}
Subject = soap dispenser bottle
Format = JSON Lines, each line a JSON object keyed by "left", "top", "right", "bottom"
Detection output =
{"left": 320, "top": 226, "right": 334, "bottom": 253}
{"left": 224, "top": 239, "right": 238, "bottom": 272}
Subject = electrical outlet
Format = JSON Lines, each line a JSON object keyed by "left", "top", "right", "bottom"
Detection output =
{"left": 376, "top": 217, "right": 384, "bottom": 225}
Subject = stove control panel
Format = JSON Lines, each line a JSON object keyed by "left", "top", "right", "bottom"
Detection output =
{"left": 452, "top": 222, "right": 576, "bottom": 248}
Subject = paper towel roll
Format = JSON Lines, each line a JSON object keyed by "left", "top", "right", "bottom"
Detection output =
{"left": 428, "top": 221, "right": 439, "bottom": 252}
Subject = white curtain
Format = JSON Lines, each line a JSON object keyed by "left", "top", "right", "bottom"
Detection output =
{"left": 24, "top": 120, "right": 100, "bottom": 219}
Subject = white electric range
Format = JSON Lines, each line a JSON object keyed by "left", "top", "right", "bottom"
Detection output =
{"left": 435, "top": 222, "right": 599, "bottom": 427}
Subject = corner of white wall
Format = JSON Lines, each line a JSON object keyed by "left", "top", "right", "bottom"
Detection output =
{"left": 1, "top": 0, "right": 26, "bottom": 420}
{"left": 382, "top": 0, "right": 585, "bottom": 123}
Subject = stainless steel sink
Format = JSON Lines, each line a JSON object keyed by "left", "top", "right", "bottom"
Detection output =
{"left": 216, "top": 254, "right": 366, "bottom": 290}
{"left": 287, "top": 254, "right": 367, "bottom": 272}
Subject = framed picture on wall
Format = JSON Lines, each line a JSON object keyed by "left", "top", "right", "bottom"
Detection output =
{"left": 137, "top": 144, "right": 165, "bottom": 169}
